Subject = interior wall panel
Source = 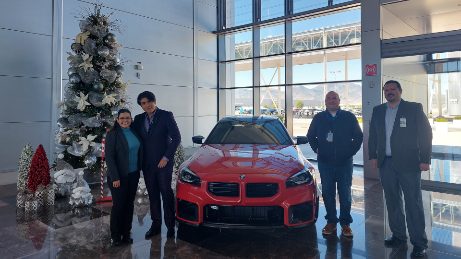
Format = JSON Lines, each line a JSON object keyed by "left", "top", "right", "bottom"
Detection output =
{"left": 195, "top": 0, "right": 217, "bottom": 32}
{"left": 197, "top": 30, "right": 217, "bottom": 61}
{"left": 197, "top": 115, "right": 218, "bottom": 138}
{"left": 0, "top": 122, "right": 51, "bottom": 172}
{"left": 125, "top": 84, "right": 193, "bottom": 118}
{"left": 175, "top": 116, "right": 194, "bottom": 147}
{"left": 120, "top": 48, "right": 193, "bottom": 87}
{"left": 197, "top": 88, "right": 218, "bottom": 116}
{"left": 69, "top": 0, "right": 194, "bottom": 29}
{"left": 197, "top": 59, "right": 218, "bottom": 89}
{"left": 116, "top": 13, "right": 193, "bottom": 58}
{"left": 0, "top": 77, "right": 52, "bottom": 122}
{"left": 0, "top": 0, "right": 52, "bottom": 35}
{"left": 0, "top": 30, "right": 52, "bottom": 78}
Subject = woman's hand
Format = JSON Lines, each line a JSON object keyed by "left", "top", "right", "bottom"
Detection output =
{"left": 113, "top": 180, "right": 120, "bottom": 188}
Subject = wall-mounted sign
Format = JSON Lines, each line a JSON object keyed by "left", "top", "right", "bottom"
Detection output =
{"left": 365, "top": 64, "right": 377, "bottom": 76}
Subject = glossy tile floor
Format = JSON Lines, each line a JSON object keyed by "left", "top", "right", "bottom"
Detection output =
{"left": 1, "top": 175, "right": 461, "bottom": 258}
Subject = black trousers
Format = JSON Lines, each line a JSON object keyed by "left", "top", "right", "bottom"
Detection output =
{"left": 108, "top": 171, "right": 140, "bottom": 240}
{"left": 143, "top": 166, "right": 175, "bottom": 229}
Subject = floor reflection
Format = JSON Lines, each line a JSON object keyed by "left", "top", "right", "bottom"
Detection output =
{"left": 2, "top": 170, "right": 461, "bottom": 258}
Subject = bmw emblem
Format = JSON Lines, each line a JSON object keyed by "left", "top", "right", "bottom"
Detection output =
{"left": 240, "top": 174, "right": 246, "bottom": 180}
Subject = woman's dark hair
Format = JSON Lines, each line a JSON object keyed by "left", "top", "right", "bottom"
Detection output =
{"left": 137, "top": 91, "right": 156, "bottom": 105}
{"left": 384, "top": 80, "right": 402, "bottom": 92}
{"left": 111, "top": 108, "right": 132, "bottom": 131}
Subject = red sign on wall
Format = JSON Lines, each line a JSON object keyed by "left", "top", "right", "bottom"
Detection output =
{"left": 365, "top": 64, "right": 377, "bottom": 76}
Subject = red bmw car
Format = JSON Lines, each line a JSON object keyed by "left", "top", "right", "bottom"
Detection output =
{"left": 176, "top": 116, "right": 319, "bottom": 229}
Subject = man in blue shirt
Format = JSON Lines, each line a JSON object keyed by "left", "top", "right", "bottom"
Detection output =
{"left": 307, "top": 91, "right": 363, "bottom": 238}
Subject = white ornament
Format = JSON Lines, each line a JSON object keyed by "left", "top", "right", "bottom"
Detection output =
{"left": 102, "top": 92, "right": 117, "bottom": 106}
{"left": 78, "top": 134, "right": 97, "bottom": 153}
{"left": 79, "top": 54, "right": 93, "bottom": 72}
{"left": 74, "top": 92, "right": 90, "bottom": 111}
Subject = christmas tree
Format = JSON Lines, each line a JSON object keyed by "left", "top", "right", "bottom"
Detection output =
{"left": 17, "top": 144, "right": 34, "bottom": 192}
{"left": 56, "top": 4, "right": 127, "bottom": 171}
{"left": 27, "top": 145, "right": 51, "bottom": 193}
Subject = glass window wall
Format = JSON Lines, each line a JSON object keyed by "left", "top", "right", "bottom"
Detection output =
{"left": 224, "top": 30, "right": 253, "bottom": 60}
{"left": 218, "top": 2, "right": 362, "bottom": 143}
{"left": 260, "top": 86, "right": 286, "bottom": 123}
{"left": 383, "top": 51, "right": 461, "bottom": 184}
{"left": 292, "top": 8, "right": 361, "bottom": 52}
{"left": 260, "top": 55, "right": 285, "bottom": 86}
{"left": 226, "top": 0, "right": 253, "bottom": 28}
{"left": 260, "top": 24, "right": 285, "bottom": 56}
{"left": 261, "top": 0, "right": 285, "bottom": 21}
{"left": 223, "top": 88, "right": 254, "bottom": 116}
{"left": 224, "top": 60, "right": 253, "bottom": 88}
{"left": 293, "top": 0, "right": 328, "bottom": 13}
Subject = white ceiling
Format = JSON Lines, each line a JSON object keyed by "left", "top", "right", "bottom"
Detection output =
{"left": 382, "top": 0, "right": 461, "bottom": 39}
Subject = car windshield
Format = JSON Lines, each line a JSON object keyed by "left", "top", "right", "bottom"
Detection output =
{"left": 205, "top": 118, "right": 293, "bottom": 145}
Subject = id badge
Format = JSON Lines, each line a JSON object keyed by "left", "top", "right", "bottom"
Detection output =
{"left": 400, "top": 117, "right": 407, "bottom": 128}
{"left": 326, "top": 131, "right": 333, "bottom": 142}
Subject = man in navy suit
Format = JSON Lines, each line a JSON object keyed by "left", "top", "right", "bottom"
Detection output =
{"left": 368, "top": 80, "right": 432, "bottom": 257}
{"left": 133, "top": 91, "right": 181, "bottom": 239}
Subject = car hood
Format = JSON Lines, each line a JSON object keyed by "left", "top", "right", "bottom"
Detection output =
{"left": 186, "top": 144, "right": 306, "bottom": 177}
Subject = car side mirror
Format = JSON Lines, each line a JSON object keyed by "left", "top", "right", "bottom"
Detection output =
{"left": 192, "top": 135, "right": 204, "bottom": 144}
{"left": 295, "top": 136, "right": 308, "bottom": 145}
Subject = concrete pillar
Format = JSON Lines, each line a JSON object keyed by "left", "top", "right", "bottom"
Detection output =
{"left": 361, "top": 0, "right": 382, "bottom": 180}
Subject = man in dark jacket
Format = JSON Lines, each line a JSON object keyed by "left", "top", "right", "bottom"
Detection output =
{"left": 133, "top": 91, "right": 181, "bottom": 239}
{"left": 368, "top": 80, "right": 432, "bottom": 257}
{"left": 307, "top": 91, "right": 363, "bottom": 238}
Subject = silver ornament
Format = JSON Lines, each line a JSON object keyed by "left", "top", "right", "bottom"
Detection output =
{"left": 69, "top": 74, "right": 81, "bottom": 84}
{"left": 97, "top": 46, "right": 110, "bottom": 58}
{"left": 67, "top": 114, "right": 84, "bottom": 127}
{"left": 93, "top": 81, "right": 104, "bottom": 92}
{"left": 67, "top": 67, "right": 78, "bottom": 76}
{"left": 55, "top": 143, "right": 69, "bottom": 153}
{"left": 57, "top": 117, "right": 70, "bottom": 128}
{"left": 83, "top": 154, "right": 97, "bottom": 167}
{"left": 91, "top": 143, "right": 103, "bottom": 157}
{"left": 100, "top": 69, "right": 117, "bottom": 83}
{"left": 88, "top": 91, "right": 104, "bottom": 107}
{"left": 79, "top": 69, "right": 99, "bottom": 84}
{"left": 67, "top": 142, "right": 85, "bottom": 157}
{"left": 115, "top": 65, "right": 124, "bottom": 75}
{"left": 83, "top": 39, "right": 97, "bottom": 56}
{"left": 71, "top": 43, "right": 83, "bottom": 53}
{"left": 82, "top": 116, "right": 102, "bottom": 128}
{"left": 104, "top": 33, "right": 116, "bottom": 44}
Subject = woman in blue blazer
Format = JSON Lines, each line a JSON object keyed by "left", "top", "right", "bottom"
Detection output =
{"left": 105, "top": 108, "right": 143, "bottom": 246}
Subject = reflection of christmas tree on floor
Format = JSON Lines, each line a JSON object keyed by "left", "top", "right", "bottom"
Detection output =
{"left": 56, "top": 4, "right": 128, "bottom": 173}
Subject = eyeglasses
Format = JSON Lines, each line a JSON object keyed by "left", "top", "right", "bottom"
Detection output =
{"left": 118, "top": 117, "right": 131, "bottom": 120}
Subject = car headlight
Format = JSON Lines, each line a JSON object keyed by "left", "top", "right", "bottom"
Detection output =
{"left": 179, "top": 167, "right": 201, "bottom": 186}
{"left": 286, "top": 167, "right": 314, "bottom": 188}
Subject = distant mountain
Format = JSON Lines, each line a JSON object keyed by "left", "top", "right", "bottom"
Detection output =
{"left": 233, "top": 82, "right": 362, "bottom": 107}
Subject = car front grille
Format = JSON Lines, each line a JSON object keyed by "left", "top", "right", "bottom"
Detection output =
{"left": 246, "top": 183, "right": 278, "bottom": 197}
{"left": 203, "top": 205, "right": 284, "bottom": 226}
{"left": 208, "top": 182, "right": 239, "bottom": 197}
